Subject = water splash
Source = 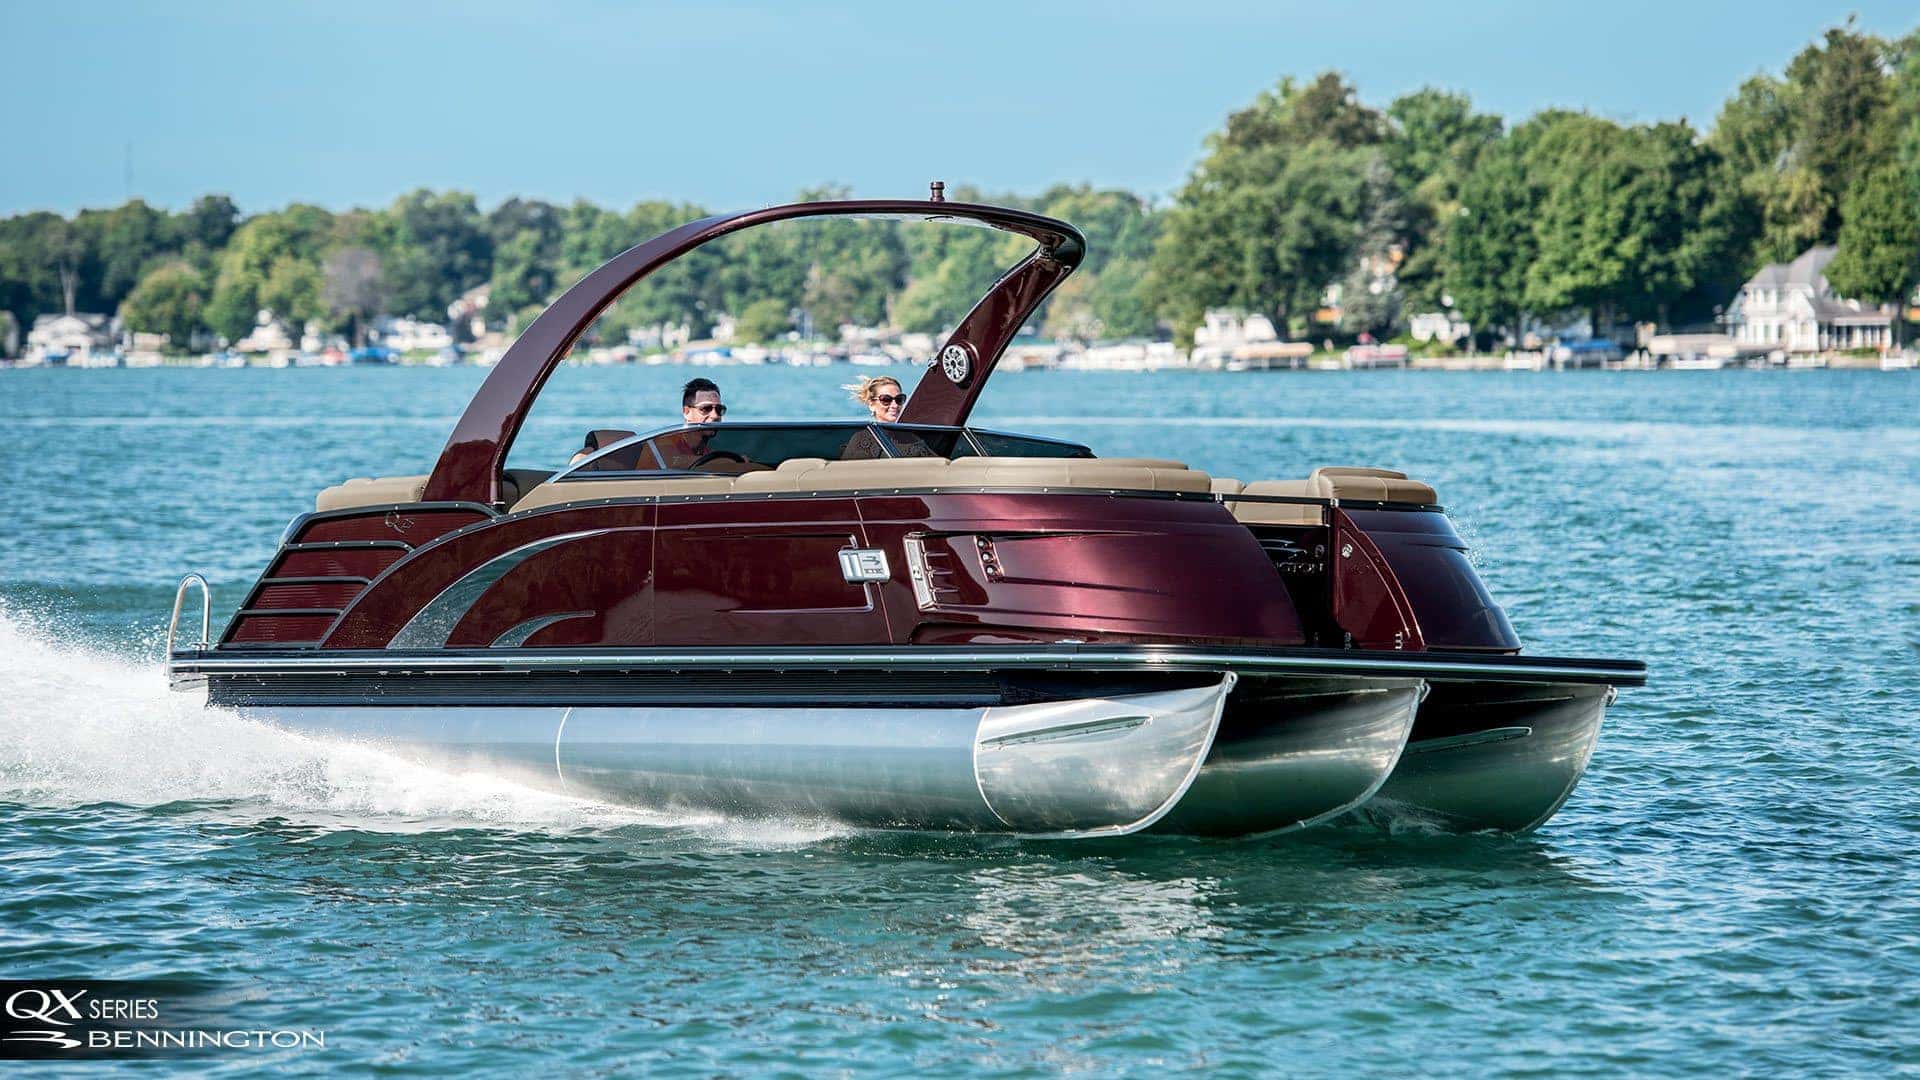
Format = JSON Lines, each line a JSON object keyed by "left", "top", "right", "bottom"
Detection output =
{"left": 0, "top": 607, "right": 844, "bottom": 842}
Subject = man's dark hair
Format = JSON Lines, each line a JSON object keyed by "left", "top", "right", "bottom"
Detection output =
{"left": 682, "top": 378, "right": 720, "bottom": 408}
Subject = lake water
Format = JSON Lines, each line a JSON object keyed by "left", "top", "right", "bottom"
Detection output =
{"left": 2, "top": 365, "right": 1916, "bottom": 1075}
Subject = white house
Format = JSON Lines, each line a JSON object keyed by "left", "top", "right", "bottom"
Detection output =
{"left": 25, "top": 313, "right": 115, "bottom": 365}
{"left": 375, "top": 316, "right": 453, "bottom": 353}
{"left": 1409, "top": 310, "right": 1470, "bottom": 343}
{"left": 447, "top": 283, "right": 490, "bottom": 338}
{"left": 1726, "top": 246, "right": 1896, "bottom": 353}
{"left": 1189, "top": 310, "right": 1283, "bottom": 368}
{"left": 235, "top": 311, "right": 296, "bottom": 354}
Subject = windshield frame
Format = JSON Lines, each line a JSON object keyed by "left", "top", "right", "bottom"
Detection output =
{"left": 550, "top": 421, "right": 1094, "bottom": 481}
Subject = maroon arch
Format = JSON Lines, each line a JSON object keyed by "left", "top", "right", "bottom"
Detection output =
{"left": 422, "top": 199, "right": 1085, "bottom": 505}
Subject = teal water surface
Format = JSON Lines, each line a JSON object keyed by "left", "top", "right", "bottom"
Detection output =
{"left": 2, "top": 366, "right": 1917, "bottom": 1075}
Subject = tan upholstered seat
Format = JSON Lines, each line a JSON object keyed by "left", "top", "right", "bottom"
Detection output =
{"left": 320, "top": 461, "right": 1434, "bottom": 523}
{"left": 316, "top": 470, "right": 557, "bottom": 512}
{"left": 1227, "top": 480, "right": 1323, "bottom": 526}
{"left": 1306, "top": 466, "right": 1437, "bottom": 505}
{"left": 508, "top": 455, "right": 1215, "bottom": 511}
{"left": 1223, "top": 466, "right": 1437, "bottom": 527}
{"left": 315, "top": 475, "right": 429, "bottom": 511}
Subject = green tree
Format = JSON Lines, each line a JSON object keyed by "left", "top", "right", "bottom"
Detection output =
{"left": 75, "top": 199, "right": 171, "bottom": 313}
{"left": 895, "top": 185, "right": 1029, "bottom": 334}
{"left": 0, "top": 212, "right": 73, "bottom": 325}
{"left": 1784, "top": 24, "right": 1894, "bottom": 242}
{"left": 1709, "top": 75, "right": 1801, "bottom": 266}
{"left": 1032, "top": 185, "right": 1161, "bottom": 338}
{"left": 44, "top": 217, "right": 87, "bottom": 316}
{"left": 1444, "top": 134, "right": 1538, "bottom": 346}
{"left": 733, "top": 297, "right": 791, "bottom": 343}
{"left": 1385, "top": 88, "right": 1502, "bottom": 308}
{"left": 204, "top": 205, "right": 334, "bottom": 340}
{"left": 119, "top": 261, "right": 207, "bottom": 351}
{"left": 1825, "top": 162, "right": 1920, "bottom": 344}
{"left": 1337, "top": 155, "right": 1410, "bottom": 337}
{"left": 1150, "top": 73, "right": 1382, "bottom": 343}
{"left": 173, "top": 194, "right": 239, "bottom": 265}
{"left": 485, "top": 198, "right": 564, "bottom": 332}
{"left": 382, "top": 190, "right": 491, "bottom": 319}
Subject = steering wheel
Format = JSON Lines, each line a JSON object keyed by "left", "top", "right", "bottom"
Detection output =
{"left": 691, "top": 449, "right": 748, "bottom": 468}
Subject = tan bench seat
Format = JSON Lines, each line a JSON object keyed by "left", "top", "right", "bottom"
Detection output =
{"left": 1224, "top": 467, "right": 1438, "bottom": 527}
{"left": 316, "top": 469, "right": 555, "bottom": 512}
{"left": 510, "top": 456, "right": 1212, "bottom": 512}
{"left": 316, "top": 461, "right": 1434, "bottom": 527}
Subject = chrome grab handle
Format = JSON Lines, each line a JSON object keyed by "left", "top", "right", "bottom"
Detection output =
{"left": 168, "top": 574, "right": 211, "bottom": 655}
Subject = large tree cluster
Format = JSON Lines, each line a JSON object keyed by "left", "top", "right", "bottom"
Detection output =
{"left": 0, "top": 181, "right": 1156, "bottom": 353}
{"left": 0, "top": 21, "right": 1913, "bottom": 355}
{"left": 1150, "top": 22, "right": 1917, "bottom": 346}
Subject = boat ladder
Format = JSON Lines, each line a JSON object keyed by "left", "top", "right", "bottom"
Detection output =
{"left": 168, "top": 573, "right": 211, "bottom": 655}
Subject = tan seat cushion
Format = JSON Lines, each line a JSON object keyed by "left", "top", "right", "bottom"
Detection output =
{"left": 1307, "top": 466, "right": 1437, "bottom": 504}
{"left": 316, "top": 475, "right": 428, "bottom": 511}
{"left": 1223, "top": 466, "right": 1436, "bottom": 527}
{"left": 318, "top": 470, "right": 560, "bottom": 512}
{"left": 1210, "top": 478, "right": 1244, "bottom": 496}
{"left": 1227, "top": 479, "right": 1323, "bottom": 526}
{"left": 509, "top": 455, "right": 1213, "bottom": 509}
{"left": 945, "top": 459, "right": 1210, "bottom": 492}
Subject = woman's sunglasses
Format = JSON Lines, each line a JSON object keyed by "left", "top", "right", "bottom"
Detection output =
{"left": 873, "top": 394, "right": 907, "bottom": 406}
{"left": 692, "top": 403, "right": 728, "bottom": 417}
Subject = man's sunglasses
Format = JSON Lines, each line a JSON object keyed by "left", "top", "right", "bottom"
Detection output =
{"left": 873, "top": 394, "right": 907, "bottom": 406}
{"left": 691, "top": 403, "right": 728, "bottom": 417}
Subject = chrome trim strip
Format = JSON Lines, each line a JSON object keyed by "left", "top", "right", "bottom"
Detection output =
{"left": 389, "top": 530, "right": 607, "bottom": 648}
{"left": 490, "top": 611, "right": 594, "bottom": 648}
{"left": 169, "top": 646, "right": 1645, "bottom": 686}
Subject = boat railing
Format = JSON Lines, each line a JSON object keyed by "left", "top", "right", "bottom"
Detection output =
{"left": 168, "top": 573, "right": 211, "bottom": 655}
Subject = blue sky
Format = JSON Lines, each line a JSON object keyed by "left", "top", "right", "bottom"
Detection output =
{"left": 3, "top": 1, "right": 1915, "bottom": 216}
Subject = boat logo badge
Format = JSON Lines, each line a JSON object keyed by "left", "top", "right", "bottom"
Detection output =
{"left": 838, "top": 548, "right": 892, "bottom": 583}
{"left": 383, "top": 511, "right": 416, "bottom": 535}
{"left": 940, "top": 343, "right": 971, "bottom": 384}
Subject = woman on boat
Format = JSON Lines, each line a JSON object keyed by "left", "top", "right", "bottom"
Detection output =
{"left": 849, "top": 375, "right": 906, "bottom": 423}
{"left": 842, "top": 375, "right": 939, "bottom": 458}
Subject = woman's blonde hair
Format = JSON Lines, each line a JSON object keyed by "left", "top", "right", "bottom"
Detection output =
{"left": 844, "top": 374, "right": 903, "bottom": 405}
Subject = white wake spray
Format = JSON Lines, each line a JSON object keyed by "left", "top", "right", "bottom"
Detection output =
{"left": 0, "top": 607, "right": 684, "bottom": 833}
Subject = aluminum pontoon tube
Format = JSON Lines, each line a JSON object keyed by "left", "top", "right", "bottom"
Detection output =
{"left": 236, "top": 677, "right": 1236, "bottom": 837}
{"left": 1153, "top": 676, "right": 1423, "bottom": 836}
{"left": 1360, "top": 681, "right": 1613, "bottom": 832}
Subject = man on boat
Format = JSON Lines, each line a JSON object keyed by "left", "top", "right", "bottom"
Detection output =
{"left": 571, "top": 378, "right": 725, "bottom": 465}
{"left": 679, "top": 377, "right": 725, "bottom": 425}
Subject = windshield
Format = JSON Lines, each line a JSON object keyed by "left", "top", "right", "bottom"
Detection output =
{"left": 560, "top": 423, "right": 889, "bottom": 479}
{"left": 555, "top": 422, "right": 1095, "bottom": 481}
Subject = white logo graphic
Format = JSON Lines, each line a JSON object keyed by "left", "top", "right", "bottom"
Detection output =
{"left": 4, "top": 1031, "right": 82, "bottom": 1050}
{"left": 838, "top": 548, "right": 891, "bottom": 582}
{"left": 940, "top": 344, "right": 970, "bottom": 384}
{"left": 5, "top": 989, "right": 86, "bottom": 1026}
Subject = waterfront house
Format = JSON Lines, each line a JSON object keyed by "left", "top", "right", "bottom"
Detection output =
{"left": 1726, "top": 246, "right": 1896, "bottom": 354}
{"left": 1190, "top": 310, "right": 1283, "bottom": 368}
{"left": 374, "top": 316, "right": 454, "bottom": 353}
{"left": 25, "top": 312, "right": 114, "bottom": 365}
{"left": 234, "top": 310, "right": 297, "bottom": 354}
{"left": 1409, "top": 310, "right": 1470, "bottom": 343}
{"left": 447, "top": 283, "right": 490, "bottom": 339}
